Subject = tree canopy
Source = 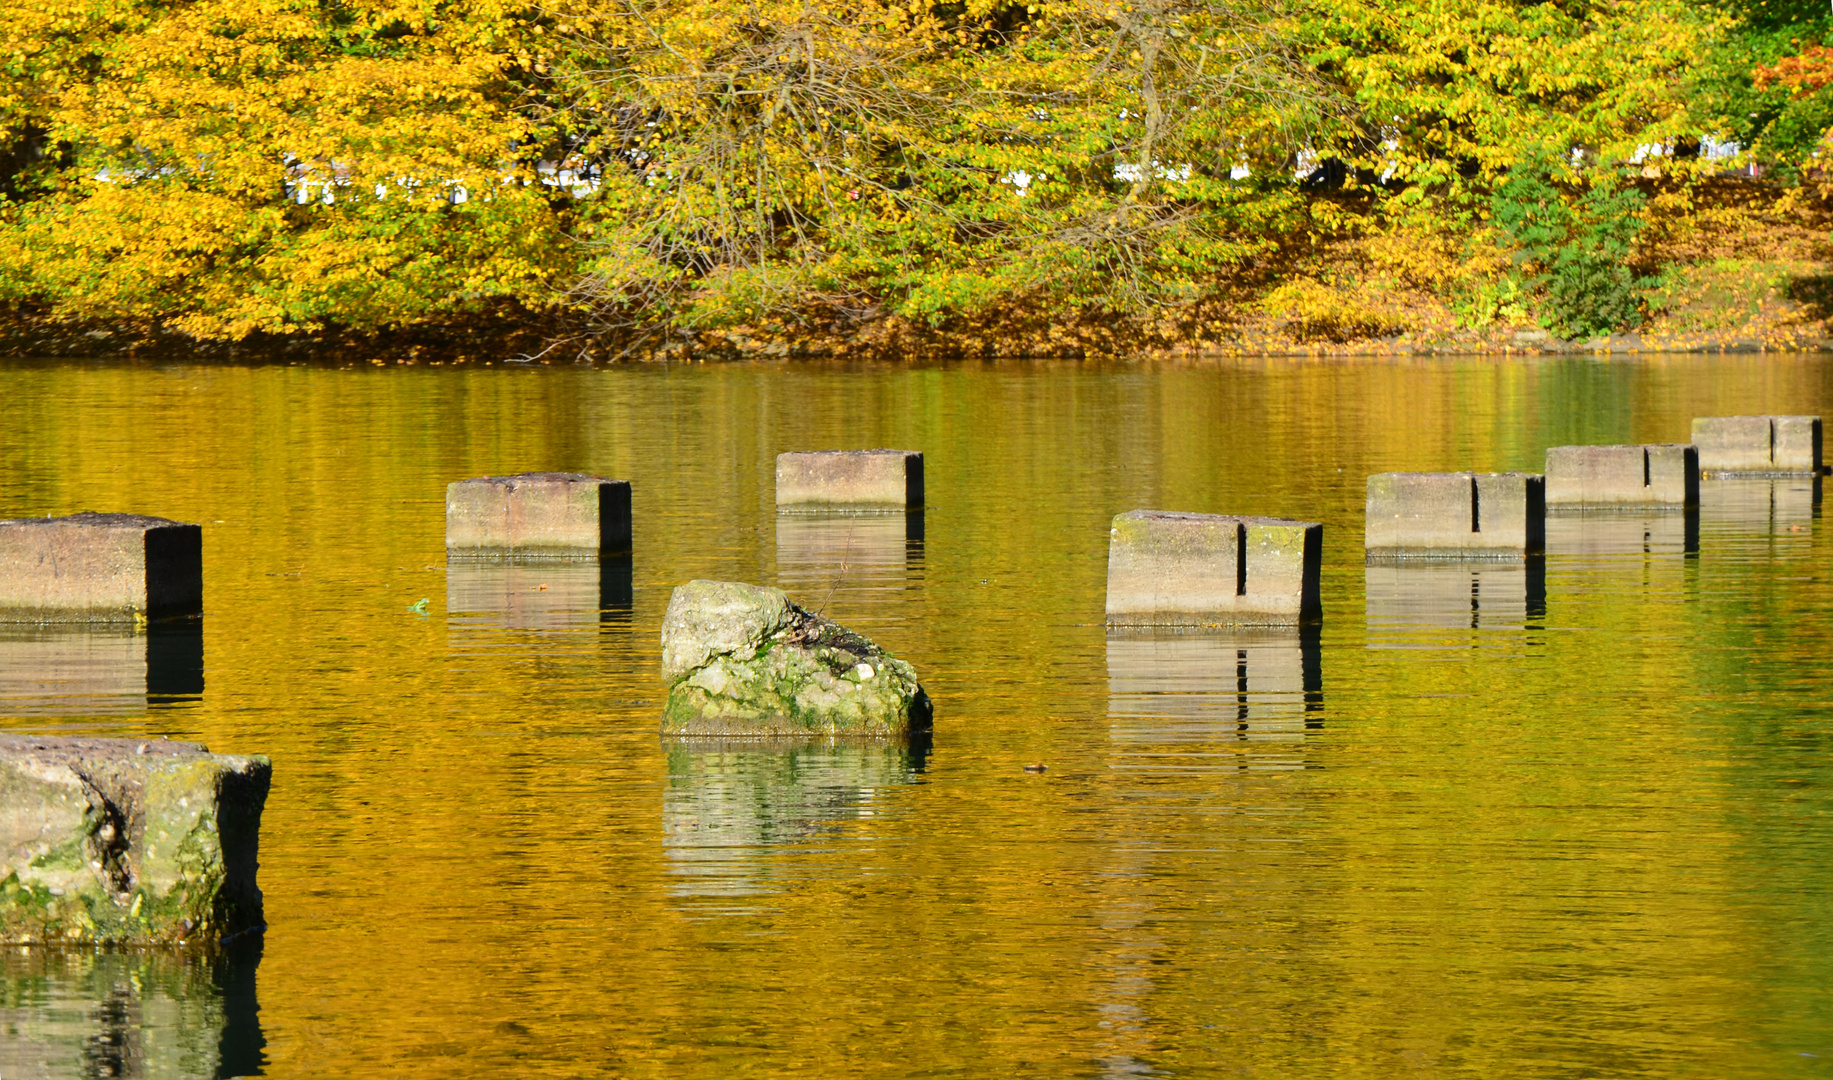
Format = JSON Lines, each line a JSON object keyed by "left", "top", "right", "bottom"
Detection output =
{"left": 0, "top": 0, "right": 1825, "bottom": 346}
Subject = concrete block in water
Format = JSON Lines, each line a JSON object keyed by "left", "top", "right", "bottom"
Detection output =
{"left": 0, "top": 736, "right": 269, "bottom": 946}
{"left": 776, "top": 451, "right": 923, "bottom": 511}
{"left": 445, "top": 473, "right": 632, "bottom": 556}
{"left": 1365, "top": 473, "right": 1544, "bottom": 558}
{"left": 1545, "top": 444, "right": 1698, "bottom": 508}
{"left": 0, "top": 514, "right": 201, "bottom": 623}
{"left": 1105, "top": 511, "right": 1322, "bottom": 627}
{"left": 1691, "top": 416, "right": 1823, "bottom": 475}
{"left": 660, "top": 580, "right": 931, "bottom": 736}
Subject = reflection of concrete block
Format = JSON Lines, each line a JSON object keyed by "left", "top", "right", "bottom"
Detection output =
{"left": 1545, "top": 445, "right": 1697, "bottom": 507}
{"left": 1692, "top": 416, "right": 1823, "bottom": 475}
{"left": 775, "top": 514, "right": 915, "bottom": 584}
{"left": 0, "top": 514, "right": 201, "bottom": 623}
{"left": 1105, "top": 511, "right": 1321, "bottom": 627}
{"left": 1365, "top": 473, "right": 1544, "bottom": 558}
{"left": 1364, "top": 561, "right": 1544, "bottom": 630}
{"left": 445, "top": 473, "right": 631, "bottom": 556}
{"left": 1701, "top": 475, "right": 1822, "bottom": 532}
{"left": 774, "top": 513, "right": 919, "bottom": 628}
{"left": 0, "top": 624, "right": 204, "bottom": 714}
{"left": 775, "top": 451, "right": 923, "bottom": 510}
{"left": 1106, "top": 631, "right": 1319, "bottom": 772}
{"left": 445, "top": 559, "right": 628, "bottom": 632}
{"left": 1544, "top": 510, "right": 1698, "bottom": 556}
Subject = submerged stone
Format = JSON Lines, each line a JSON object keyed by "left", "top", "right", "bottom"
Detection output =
{"left": 446, "top": 473, "right": 632, "bottom": 556}
{"left": 660, "top": 580, "right": 931, "bottom": 736}
{"left": 1691, "top": 415, "right": 1823, "bottom": 476}
{"left": 776, "top": 450, "right": 924, "bottom": 511}
{"left": 0, "top": 736, "right": 269, "bottom": 947}
{"left": 0, "top": 513, "right": 202, "bottom": 623}
{"left": 1365, "top": 472, "right": 1545, "bottom": 559}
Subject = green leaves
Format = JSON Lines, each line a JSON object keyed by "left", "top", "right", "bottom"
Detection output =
{"left": 544, "top": 0, "right": 1322, "bottom": 333}
{"left": 0, "top": 0, "right": 1811, "bottom": 345}
{"left": 1491, "top": 159, "right": 1652, "bottom": 338}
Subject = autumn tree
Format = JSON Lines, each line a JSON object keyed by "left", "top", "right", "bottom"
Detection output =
{"left": 1691, "top": 0, "right": 1832, "bottom": 173}
{"left": 0, "top": 0, "right": 1788, "bottom": 345}
{"left": 537, "top": 0, "right": 1331, "bottom": 338}
{"left": 0, "top": 0, "right": 568, "bottom": 339}
{"left": 1756, "top": 44, "right": 1833, "bottom": 97}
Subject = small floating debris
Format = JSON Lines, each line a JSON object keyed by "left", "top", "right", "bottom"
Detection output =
{"left": 1023, "top": 763, "right": 1047, "bottom": 773}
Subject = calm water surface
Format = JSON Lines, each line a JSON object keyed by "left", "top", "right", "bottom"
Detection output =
{"left": 0, "top": 355, "right": 1830, "bottom": 1078}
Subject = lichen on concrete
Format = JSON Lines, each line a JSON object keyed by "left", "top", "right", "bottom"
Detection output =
{"left": 0, "top": 736, "right": 269, "bottom": 947}
{"left": 660, "top": 580, "right": 932, "bottom": 736}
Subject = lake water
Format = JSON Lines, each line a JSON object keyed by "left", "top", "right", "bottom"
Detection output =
{"left": 0, "top": 354, "right": 1829, "bottom": 1078}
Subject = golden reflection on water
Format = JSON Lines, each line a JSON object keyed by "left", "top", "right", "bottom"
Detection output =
{"left": 0, "top": 355, "right": 1830, "bottom": 1078}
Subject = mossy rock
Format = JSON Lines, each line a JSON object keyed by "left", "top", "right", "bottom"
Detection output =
{"left": 0, "top": 736, "right": 269, "bottom": 947}
{"left": 660, "top": 580, "right": 932, "bottom": 736}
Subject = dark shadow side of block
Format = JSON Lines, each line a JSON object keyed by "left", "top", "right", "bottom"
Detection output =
{"left": 145, "top": 522, "right": 204, "bottom": 619}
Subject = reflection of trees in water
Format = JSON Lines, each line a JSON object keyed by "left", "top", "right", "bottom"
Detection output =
{"left": 0, "top": 939, "right": 262, "bottom": 1079}
{"left": 662, "top": 737, "right": 927, "bottom": 903}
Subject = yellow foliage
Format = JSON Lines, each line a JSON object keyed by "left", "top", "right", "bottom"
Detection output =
{"left": 0, "top": 0, "right": 567, "bottom": 338}
{"left": 1260, "top": 275, "right": 1416, "bottom": 343}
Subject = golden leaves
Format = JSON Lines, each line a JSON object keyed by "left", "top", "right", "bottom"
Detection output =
{"left": 0, "top": 0, "right": 565, "bottom": 337}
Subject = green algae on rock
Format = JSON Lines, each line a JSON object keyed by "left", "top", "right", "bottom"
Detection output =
{"left": 0, "top": 737, "right": 270, "bottom": 946}
{"left": 660, "top": 580, "right": 932, "bottom": 736}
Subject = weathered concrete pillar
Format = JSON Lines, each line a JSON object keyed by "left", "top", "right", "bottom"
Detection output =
{"left": 776, "top": 451, "right": 923, "bottom": 511}
{"left": 0, "top": 514, "right": 202, "bottom": 623}
{"left": 1545, "top": 444, "right": 1698, "bottom": 508}
{"left": 1365, "top": 473, "right": 1545, "bottom": 558}
{"left": 445, "top": 473, "right": 631, "bottom": 556}
{"left": 0, "top": 737, "right": 269, "bottom": 946}
{"left": 1105, "top": 511, "right": 1322, "bottom": 627}
{"left": 1692, "top": 415, "right": 1823, "bottom": 475}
